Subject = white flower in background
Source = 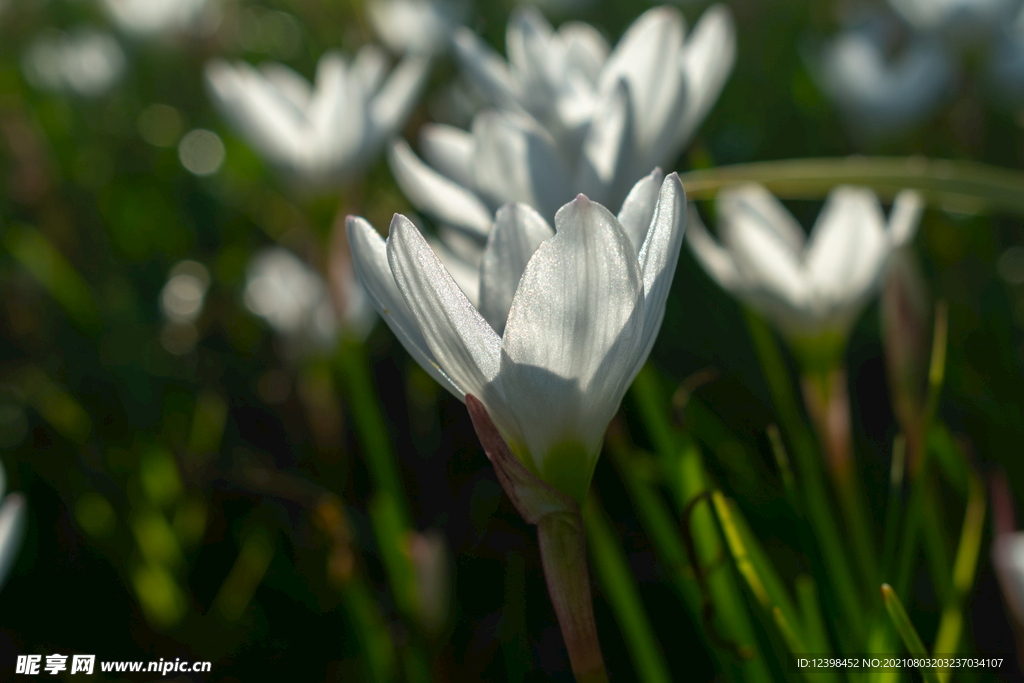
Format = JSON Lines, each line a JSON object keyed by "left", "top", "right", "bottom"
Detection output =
{"left": 887, "top": 0, "right": 1021, "bottom": 35}
{"left": 811, "top": 23, "right": 954, "bottom": 138}
{"left": 0, "top": 461, "right": 26, "bottom": 591}
{"left": 206, "top": 46, "right": 430, "bottom": 187}
{"left": 21, "top": 29, "right": 126, "bottom": 98}
{"left": 446, "top": 5, "right": 734, "bottom": 201}
{"left": 687, "top": 184, "right": 923, "bottom": 364}
{"left": 348, "top": 170, "right": 684, "bottom": 502}
{"left": 100, "top": 0, "right": 217, "bottom": 38}
{"left": 244, "top": 248, "right": 373, "bottom": 351}
{"left": 368, "top": 0, "right": 466, "bottom": 55}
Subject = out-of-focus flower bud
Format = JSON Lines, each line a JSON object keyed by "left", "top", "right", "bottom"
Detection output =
{"left": 880, "top": 247, "right": 931, "bottom": 463}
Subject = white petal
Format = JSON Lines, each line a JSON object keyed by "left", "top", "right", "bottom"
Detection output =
{"left": 507, "top": 6, "right": 556, "bottom": 89}
{"left": 368, "top": 53, "right": 431, "bottom": 147}
{"left": 473, "top": 111, "right": 572, "bottom": 220}
{"left": 479, "top": 202, "right": 554, "bottom": 335}
{"left": 574, "top": 79, "right": 632, "bottom": 206}
{"left": 206, "top": 60, "right": 311, "bottom": 171}
{"left": 308, "top": 53, "right": 364, "bottom": 172}
{"left": 887, "top": 189, "right": 924, "bottom": 246}
{"left": 599, "top": 6, "right": 685, "bottom": 161}
{"left": 718, "top": 183, "right": 806, "bottom": 253}
{"left": 428, "top": 233, "right": 481, "bottom": 306}
{"left": 498, "top": 194, "right": 644, "bottom": 473}
{"left": 805, "top": 186, "right": 888, "bottom": 308}
{"left": 353, "top": 43, "right": 389, "bottom": 96}
{"left": 347, "top": 216, "right": 462, "bottom": 397}
{"left": 631, "top": 173, "right": 686, "bottom": 379}
{"left": 673, "top": 4, "right": 736, "bottom": 151}
{"left": 388, "top": 139, "right": 494, "bottom": 237}
{"left": 559, "top": 21, "right": 610, "bottom": 84}
{"left": 387, "top": 214, "right": 503, "bottom": 403}
{"left": 259, "top": 62, "right": 313, "bottom": 110}
{"left": 452, "top": 28, "right": 523, "bottom": 111}
{"left": 0, "top": 493, "right": 26, "bottom": 590}
{"left": 720, "top": 188, "right": 809, "bottom": 313}
{"left": 419, "top": 123, "right": 476, "bottom": 188}
{"left": 616, "top": 168, "right": 664, "bottom": 254}
{"left": 686, "top": 206, "right": 742, "bottom": 290}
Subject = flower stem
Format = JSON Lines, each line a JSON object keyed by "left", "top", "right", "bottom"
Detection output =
{"left": 800, "top": 366, "right": 878, "bottom": 593}
{"left": 465, "top": 395, "right": 607, "bottom": 682}
{"left": 539, "top": 511, "right": 609, "bottom": 683}
{"left": 584, "top": 494, "right": 671, "bottom": 683}
{"left": 742, "top": 312, "right": 864, "bottom": 643}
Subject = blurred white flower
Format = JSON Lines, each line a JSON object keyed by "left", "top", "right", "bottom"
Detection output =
{"left": 687, "top": 184, "right": 923, "bottom": 364}
{"left": 206, "top": 47, "right": 430, "bottom": 187}
{"left": 244, "top": 248, "right": 373, "bottom": 353}
{"left": 22, "top": 29, "right": 126, "bottom": 98}
{"left": 0, "top": 461, "right": 26, "bottom": 592}
{"left": 449, "top": 4, "right": 735, "bottom": 198}
{"left": 347, "top": 170, "right": 685, "bottom": 503}
{"left": 100, "top": 0, "right": 217, "bottom": 38}
{"left": 811, "top": 24, "right": 954, "bottom": 138}
{"left": 368, "top": 0, "right": 466, "bottom": 54}
{"left": 887, "top": 0, "right": 1021, "bottom": 36}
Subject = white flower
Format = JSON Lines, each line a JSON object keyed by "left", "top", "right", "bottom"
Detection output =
{"left": 244, "top": 248, "right": 373, "bottom": 351}
{"left": 687, "top": 184, "right": 923, "bottom": 362}
{"left": 811, "top": 24, "right": 954, "bottom": 138}
{"left": 206, "top": 47, "right": 430, "bottom": 187}
{"left": 390, "top": 4, "right": 733, "bottom": 219}
{"left": 367, "top": 0, "right": 466, "bottom": 55}
{"left": 0, "top": 461, "right": 25, "bottom": 591}
{"left": 100, "top": 0, "right": 216, "bottom": 38}
{"left": 347, "top": 170, "right": 685, "bottom": 503}
{"left": 887, "top": 0, "right": 1021, "bottom": 35}
{"left": 21, "top": 29, "right": 126, "bottom": 98}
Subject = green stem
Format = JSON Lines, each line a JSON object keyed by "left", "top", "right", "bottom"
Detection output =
{"left": 538, "top": 511, "right": 608, "bottom": 683}
{"left": 881, "top": 584, "right": 941, "bottom": 683}
{"left": 742, "top": 312, "right": 864, "bottom": 644}
{"left": 585, "top": 495, "right": 672, "bottom": 683}
{"left": 800, "top": 367, "right": 878, "bottom": 595}
{"left": 678, "top": 157, "right": 1024, "bottom": 215}
{"left": 629, "top": 368, "right": 772, "bottom": 683}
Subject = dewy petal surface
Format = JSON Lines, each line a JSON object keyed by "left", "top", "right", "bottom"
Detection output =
{"left": 498, "top": 195, "right": 644, "bottom": 477}
{"left": 616, "top": 168, "right": 664, "bottom": 254}
{"left": 388, "top": 140, "right": 494, "bottom": 237}
{"left": 479, "top": 203, "right": 554, "bottom": 335}
{"left": 347, "top": 217, "right": 462, "bottom": 397}
{"left": 632, "top": 173, "right": 686, "bottom": 379}
{"left": 387, "top": 214, "right": 503, "bottom": 402}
